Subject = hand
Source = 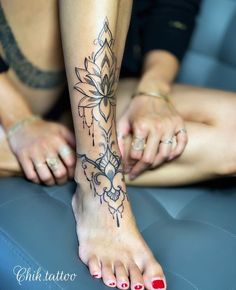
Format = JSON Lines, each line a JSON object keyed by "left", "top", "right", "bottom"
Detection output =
{"left": 117, "top": 95, "right": 188, "bottom": 179}
{"left": 8, "top": 117, "right": 76, "bottom": 185}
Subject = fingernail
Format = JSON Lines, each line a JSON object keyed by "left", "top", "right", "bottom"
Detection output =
{"left": 121, "top": 282, "right": 128, "bottom": 288}
{"left": 134, "top": 284, "right": 144, "bottom": 290}
{"left": 92, "top": 274, "right": 99, "bottom": 278}
{"left": 108, "top": 281, "right": 116, "bottom": 287}
{"left": 152, "top": 278, "right": 165, "bottom": 289}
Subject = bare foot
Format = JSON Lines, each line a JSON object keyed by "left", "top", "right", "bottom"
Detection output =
{"left": 72, "top": 180, "right": 167, "bottom": 290}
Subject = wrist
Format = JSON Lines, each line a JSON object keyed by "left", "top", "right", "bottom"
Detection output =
{"left": 6, "top": 115, "right": 41, "bottom": 140}
{"left": 1, "top": 110, "right": 34, "bottom": 132}
{"left": 137, "top": 70, "right": 172, "bottom": 96}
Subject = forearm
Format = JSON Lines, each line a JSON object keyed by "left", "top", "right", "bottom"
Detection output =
{"left": 137, "top": 50, "right": 179, "bottom": 95}
{"left": 0, "top": 74, "right": 33, "bottom": 131}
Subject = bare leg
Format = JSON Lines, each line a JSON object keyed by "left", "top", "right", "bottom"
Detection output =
{"left": 116, "top": 79, "right": 236, "bottom": 186}
{"left": 60, "top": 1, "right": 166, "bottom": 289}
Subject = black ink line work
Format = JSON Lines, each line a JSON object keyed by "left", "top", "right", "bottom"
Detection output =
{"left": 74, "top": 18, "right": 119, "bottom": 145}
{"left": 78, "top": 125, "right": 127, "bottom": 227}
{"left": 75, "top": 19, "right": 126, "bottom": 227}
{"left": 0, "top": 3, "right": 65, "bottom": 89}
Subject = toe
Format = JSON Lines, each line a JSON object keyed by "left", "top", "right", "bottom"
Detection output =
{"left": 114, "top": 261, "right": 129, "bottom": 289}
{"left": 129, "top": 263, "right": 144, "bottom": 290}
{"left": 101, "top": 261, "right": 116, "bottom": 288}
{"left": 88, "top": 255, "right": 101, "bottom": 278}
{"left": 143, "top": 258, "right": 166, "bottom": 290}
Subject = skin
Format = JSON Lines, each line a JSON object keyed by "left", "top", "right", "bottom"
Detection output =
{"left": 59, "top": 1, "right": 166, "bottom": 289}
{"left": 116, "top": 80, "right": 236, "bottom": 186}
{"left": 2, "top": 82, "right": 236, "bottom": 185}
{"left": 0, "top": 1, "right": 76, "bottom": 185}
{"left": 117, "top": 50, "right": 187, "bottom": 180}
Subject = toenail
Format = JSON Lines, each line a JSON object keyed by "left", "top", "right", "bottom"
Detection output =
{"left": 108, "top": 281, "right": 116, "bottom": 287}
{"left": 121, "top": 282, "right": 128, "bottom": 288}
{"left": 134, "top": 284, "right": 143, "bottom": 290}
{"left": 152, "top": 278, "right": 165, "bottom": 289}
{"left": 92, "top": 274, "right": 99, "bottom": 278}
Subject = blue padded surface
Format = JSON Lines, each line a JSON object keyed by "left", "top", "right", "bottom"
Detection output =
{"left": 178, "top": 0, "right": 236, "bottom": 91}
{"left": 0, "top": 178, "right": 236, "bottom": 290}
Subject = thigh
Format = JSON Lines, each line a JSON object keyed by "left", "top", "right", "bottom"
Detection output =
{"left": 0, "top": 0, "right": 65, "bottom": 115}
{"left": 116, "top": 79, "right": 236, "bottom": 127}
{"left": 171, "top": 84, "right": 236, "bottom": 126}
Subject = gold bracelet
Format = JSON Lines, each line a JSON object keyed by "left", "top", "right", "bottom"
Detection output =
{"left": 7, "top": 115, "right": 41, "bottom": 139}
{"left": 131, "top": 91, "right": 170, "bottom": 102}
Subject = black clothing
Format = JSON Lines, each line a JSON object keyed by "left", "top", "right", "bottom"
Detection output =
{"left": 0, "top": 56, "right": 8, "bottom": 73}
{"left": 121, "top": 0, "right": 201, "bottom": 77}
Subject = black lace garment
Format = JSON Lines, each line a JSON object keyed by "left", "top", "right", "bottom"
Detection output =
{"left": 121, "top": 0, "right": 202, "bottom": 77}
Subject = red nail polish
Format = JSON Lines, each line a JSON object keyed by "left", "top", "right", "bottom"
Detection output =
{"left": 121, "top": 282, "right": 128, "bottom": 288}
{"left": 134, "top": 285, "right": 143, "bottom": 290}
{"left": 152, "top": 279, "right": 165, "bottom": 289}
{"left": 92, "top": 274, "right": 99, "bottom": 278}
{"left": 109, "top": 282, "right": 116, "bottom": 286}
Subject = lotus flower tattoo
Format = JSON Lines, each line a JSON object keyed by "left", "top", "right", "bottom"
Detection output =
{"left": 74, "top": 19, "right": 119, "bottom": 145}
{"left": 78, "top": 126, "right": 126, "bottom": 227}
{"left": 75, "top": 19, "right": 127, "bottom": 227}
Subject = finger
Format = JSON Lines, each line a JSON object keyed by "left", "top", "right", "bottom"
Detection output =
{"left": 129, "top": 132, "right": 160, "bottom": 179}
{"left": 58, "top": 144, "right": 76, "bottom": 178}
{"left": 123, "top": 134, "right": 136, "bottom": 174}
{"left": 46, "top": 155, "right": 68, "bottom": 185}
{"left": 130, "top": 121, "right": 149, "bottom": 161}
{"left": 18, "top": 154, "right": 40, "bottom": 184}
{"left": 32, "top": 160, "right": 55, "bottom": 186}
{"left": 117, "top": 114, "right": 131, "bottom": 158}
{"left": 169, "top": 127, "right": 188, "bottom": 160}
{"left": 153, "top": 133, "right": 175, "bottom": 167}
{"left": 130, "top": 134, "right": 148, "bottom": 162}
{"left": 59, "top": 125, "right": 76, "bottom": 148}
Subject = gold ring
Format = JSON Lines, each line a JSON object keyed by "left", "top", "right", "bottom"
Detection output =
{"left": 46, "top": 157, "right": 60, "bottom": 171}
{"left": 131, "top": 137, "right": 146, "bottom": 151}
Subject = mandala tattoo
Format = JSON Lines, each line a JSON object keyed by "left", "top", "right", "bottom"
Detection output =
{"left": 74, "top": 18, "right": 119, "bottom": 145}
{"left": 74, "top": 19, "right": 127, "bottom": 227}
{"left": 78, "top": 125, "right": 126, "bottom": 227}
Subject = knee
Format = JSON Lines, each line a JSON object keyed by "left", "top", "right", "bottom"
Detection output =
{"left": 215, "top": 127, "right": 236, "bottom": 176}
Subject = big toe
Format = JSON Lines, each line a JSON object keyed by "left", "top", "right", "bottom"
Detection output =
{"left": 143, "top": 258, "right": 166, "bottom": 290}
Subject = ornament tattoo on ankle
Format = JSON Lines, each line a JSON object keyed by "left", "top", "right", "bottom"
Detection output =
{"left": 74, "top": 19, "right": 127, "bottom": 227}
{"left": 78, "top": 125, "right": 127, "bottom": 227}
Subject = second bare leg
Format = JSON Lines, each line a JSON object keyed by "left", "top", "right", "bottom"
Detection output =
{"left": 116, "top": 79, "right": 236, "bottom": 186}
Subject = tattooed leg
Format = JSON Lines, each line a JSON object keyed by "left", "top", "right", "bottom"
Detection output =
{"left": 60, "top": 1, "right": 166, "bottom": 289}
